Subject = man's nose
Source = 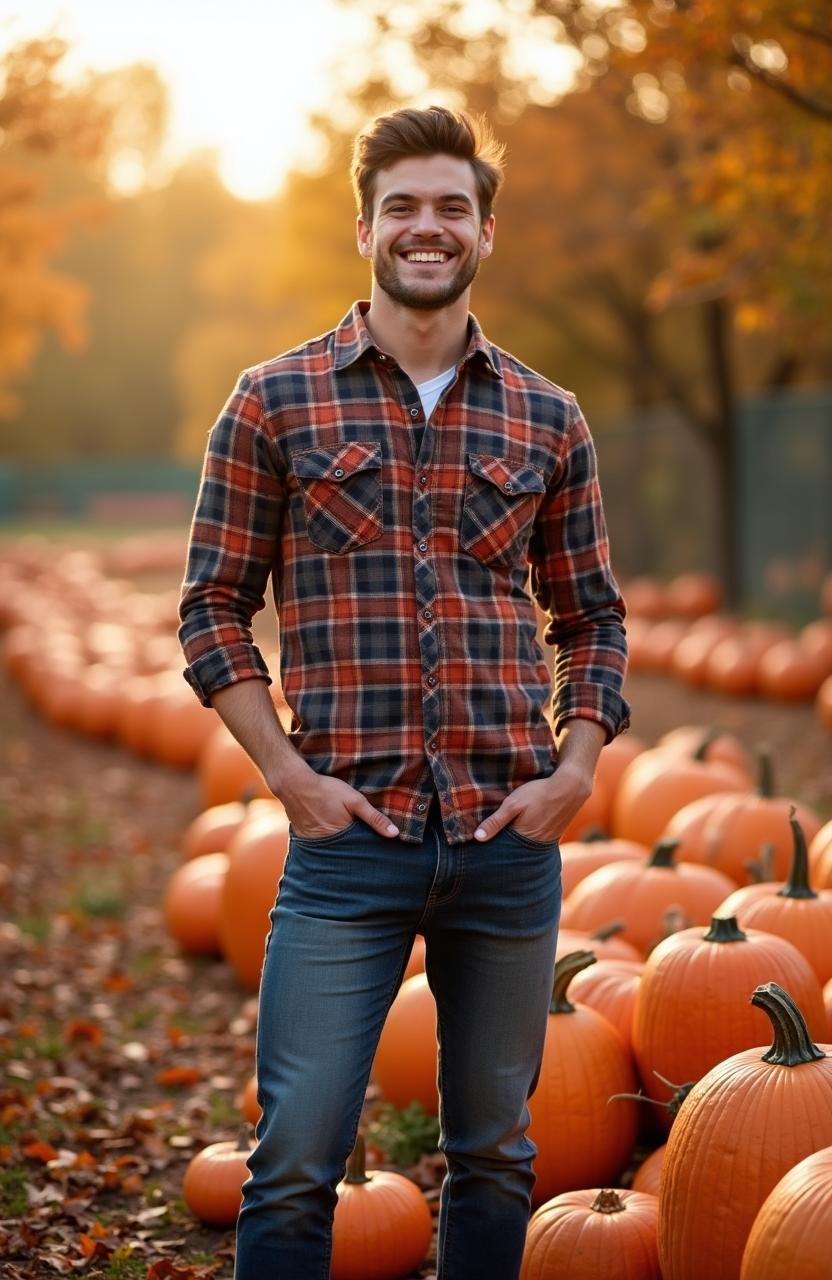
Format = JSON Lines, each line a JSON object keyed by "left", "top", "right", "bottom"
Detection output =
{"left": 410, "top": 205, "right": 442, "bottom": 235}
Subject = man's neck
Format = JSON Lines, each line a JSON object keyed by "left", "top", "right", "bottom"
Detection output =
{"left": 362, "top": 289, "right": 470, "bottom": 385}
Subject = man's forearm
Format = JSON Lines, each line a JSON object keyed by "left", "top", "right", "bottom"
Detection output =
{"left": 555, "top": 717, "right": 607, "bottom": 782}
{"left": 209, "top": 679, "right": 313, "bottom": 801}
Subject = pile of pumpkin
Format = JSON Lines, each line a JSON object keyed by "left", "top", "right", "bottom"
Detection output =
{"left": 167, "top": 726, "right": 832, "bottom": 1278}
{"left": 621, "top": 569, "right": 832, "bottom": 726}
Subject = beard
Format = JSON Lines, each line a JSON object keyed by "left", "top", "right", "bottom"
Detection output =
{"left": 372, "top": 248, "right": 481, "bottom": 311}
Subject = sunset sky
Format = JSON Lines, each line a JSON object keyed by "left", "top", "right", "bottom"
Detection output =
{"left": 2, "top": 0, "right": 585, "bottom": 200}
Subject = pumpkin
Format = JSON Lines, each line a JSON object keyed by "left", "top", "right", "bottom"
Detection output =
{"left": 658, "top": 983, "right": 832, "bottom": 1280}
{"left": 147, "top": 681, "right": 221, "bottom": 769}
{"left": 562, "top": 839, "right": 737, "bottom": 955}
{"left": 198, "top": 724, "right": 272, "bottom": 809}
{"left": 665, "top": 571, "right": 723, "bottom": 618}
{"left": 809, "top": 819, "right": 832, "bottom": 889}
{"left": 330, "top": 1134, "right": 433, "bottom": 1280}
{"left": 526, "top": 952, "right": 639, "bottom": 1205}
{"left": 655, "top": 725, "right": 752, "bottom": 776}
{"left": 623, "top": 576, "right": 668, "bottom": 619}
{"left": 817, "top": 674, "right": 832, "bottom": 731}
{"left": 567, "top": 958, "right": 643, "bottom": 1051}
{"left": 555, "top": 924, "right": 643, "bottom": 964}
{"left": 631, "top": 1144, "right": 666, "bottom": 1198}
{"left": 632, "top": 916, "right": 827, "bottom": 1127}
{"left": 520, "top": 1187, "right": 661, "bottom": 1280}
{"left": 181, "top": 801, "right": 249, "bottom": 861}
{"left": 219, "top": 807, "right": 291, "bottom": 989}
{"left": 163, "top": 852, "right": 229, "bottom": 954}
{"left": 182, "top": 1128, "right": 254, "bottom": 1225}
{"left": 561, "top": 776, "right": 612, "bottom": 841}
{"left": 241, "top": 1074, "right": 261, "bottom": 1125}
{"left": 560, "top": 837, "right": 648, "bottom": 899}
{"left": 825, "top": 977, "right": 832, "bottom": 1038}
{"left": 327, "top": 1136, "right": 430, "bottom": 1274}
{"left": 402, "top": 933, "right": 426, "bottom": 980}
{"left": 758, "top": 638, "right": 829, "bottom": 701}
{"left": 372, "top": 972, "right": 439, "bottom": 1113}
{"left": 611, "top": 735, "right": 750, "bottom": 847}
{"left": 715, "top": 810, "right": 832, "bottom": 984}
{"left": 680, "top": 749, "right": 822, "bottom": 884}
{"left": 799, "top": 618, "right": 832, "bottom": 668}
{"left": 639, "top": 619, "right": 689, "bottom": 674}
{"left": 593, "top": 733, "right": 647, "bottom": 809}
{"left": 740, "top": 1143, "right": 832, "bottom": 1279}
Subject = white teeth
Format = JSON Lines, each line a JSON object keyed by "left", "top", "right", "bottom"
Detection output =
{"left": 405, "top": 252, "right": 448, "bottom": 262}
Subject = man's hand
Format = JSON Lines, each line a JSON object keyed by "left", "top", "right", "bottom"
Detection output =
{"left": 278, "top": 768, "right": 400, "bottom": 840}
{"left": 473, "top": 717, "right": 607, "bottom": 843}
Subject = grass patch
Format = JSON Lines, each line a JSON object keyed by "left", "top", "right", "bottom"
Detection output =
{"left": 0, "top": 1163, "right": 29, "bottom": 1216}
{"left": 66, "top": 877, "right": 129, "bottom": 919}
{"left": 13, "top": 911, "right": 51, "bottom": 943}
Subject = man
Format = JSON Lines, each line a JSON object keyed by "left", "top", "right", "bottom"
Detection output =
{"left": 179, "top": 105, "right": 629, "bottom": 1280}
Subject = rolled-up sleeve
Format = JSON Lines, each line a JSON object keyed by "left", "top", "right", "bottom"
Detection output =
{"left": 178, "top": 371, "right": 285, "bottom": 706}
{"left": 527, "top": 396, "right": 630, "bottom": 740}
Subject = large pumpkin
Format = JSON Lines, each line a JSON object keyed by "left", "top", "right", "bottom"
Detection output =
{"left": 526, "top": 952, "right": 639, "bottom": 1205}
{"left": 566, "top": 958, "right": 643, "bottom": 1052}
{"left": 330, "top": 1135, "right": 433, "bottom": 1280}
{"left": 658, "top": 983, "right": 832, "bottom": 1280}
{"left": 809, "top": 818, "right": 832, "bottom": 889}
{"left": 562, "top": 839, "right": 737, "bottom": 955}
{"left": 182, "top": 1128, "right": 254, "bottom": 1225}
{"left": 372, "top": 972, "right": 438, "bottom": 1114}
{"left": 163, "top": 852, "right": 229, "bottom": 954}
{"left": 560, "top": 837, "right": 648, "bottom": 899}
{"left": 219, "top": 807, "right": 291, "bottom": 988}
{"left": 520, "top": 1187, "right": 661, "bottom": 1280}
{"left": 632, "top": 915, "right": 827, "bottom": 1125}
{"left": 740, "top": 1144, "right": 832, "bottom": 1279}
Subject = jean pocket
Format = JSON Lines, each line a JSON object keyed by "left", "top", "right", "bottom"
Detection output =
{"left": 505, "top": 823, "right": 560, "bottom": 850}
{"left": 460, "top": 452, "right": 546, "bottom": 568}
{"left": 292, "top": 440, "right": 383, "bottom": 554}
{"left": 289, "top": 818, "right": 360, "bottom": 846}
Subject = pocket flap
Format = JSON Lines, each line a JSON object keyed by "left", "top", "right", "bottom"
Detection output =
{"left": 293, "top": 440, "right": 382, "bottom": 482}
{"left": 467, "top": 453, "right": 545, "bottom": 496}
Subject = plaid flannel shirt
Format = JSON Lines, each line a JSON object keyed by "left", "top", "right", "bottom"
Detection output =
{"left": 179, "top": 301, "right": 630, "bottom": 844}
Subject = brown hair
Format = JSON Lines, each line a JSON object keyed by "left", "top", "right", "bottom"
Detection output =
{"left": 351, "top": 105, "right": 506, "bottom": 223}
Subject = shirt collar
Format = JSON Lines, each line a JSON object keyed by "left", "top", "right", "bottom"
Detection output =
{"left": 333, "top": 300, "right": 504, "bottom": 380}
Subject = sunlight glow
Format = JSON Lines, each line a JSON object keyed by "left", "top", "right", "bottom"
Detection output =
{"left": 0, "top": 0, "right": 372, "bottom": 200}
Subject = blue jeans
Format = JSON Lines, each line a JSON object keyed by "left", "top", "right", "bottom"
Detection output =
{"left": 234, "top": 793, "right": 561, "bottom": 1280}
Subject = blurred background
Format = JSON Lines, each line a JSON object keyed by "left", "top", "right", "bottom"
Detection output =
{"left": 1, "top": 0, "right": 830, "bottom": 618}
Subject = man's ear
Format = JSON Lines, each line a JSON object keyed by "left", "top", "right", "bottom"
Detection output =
{"left": 357, "top": 215, "right": 373, "bottom": 259}
{"left": 479, "top": 213, "right": 495, "bottom": 261}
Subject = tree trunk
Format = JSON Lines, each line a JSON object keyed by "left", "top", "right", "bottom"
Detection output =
{"left": 702, "top": 297, "right": 740, "bottom": 607}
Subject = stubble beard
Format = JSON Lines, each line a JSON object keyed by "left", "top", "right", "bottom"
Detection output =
{"left": 372, "top": 249, "right": 481, "bottom": 311}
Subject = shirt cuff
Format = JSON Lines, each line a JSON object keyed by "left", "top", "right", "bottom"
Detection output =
{"left": 182, "top": 644, "right": 273, "bottom": 708}
{"left": 552, "top": 682, "right": 632, "bottom": 743}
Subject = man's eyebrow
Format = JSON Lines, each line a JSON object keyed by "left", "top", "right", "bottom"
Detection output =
{"left": 378, "top": 191, "right": 476, "bottom": 208}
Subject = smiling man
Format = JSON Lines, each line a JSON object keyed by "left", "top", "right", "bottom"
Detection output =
{"left": 179, "top": 105, "right": 630, "bottom": 1280}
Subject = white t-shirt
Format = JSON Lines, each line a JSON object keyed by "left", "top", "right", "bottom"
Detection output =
{"left": 415, "top": 366, "right": 456, "bottom": 421}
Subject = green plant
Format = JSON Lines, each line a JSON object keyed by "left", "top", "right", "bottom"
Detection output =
{"left": 366, "top": 1101, "right": 440, "bottom": 1167}
{"left": 0, "top": 1163, "right": 29, "bottom": 1216}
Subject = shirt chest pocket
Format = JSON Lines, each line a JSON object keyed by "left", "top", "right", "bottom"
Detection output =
{"left": 292, "top": 441, "right": 383, "bottom": 554}
{"left": 460, "top": 453, "right": 547, "bottom": 568}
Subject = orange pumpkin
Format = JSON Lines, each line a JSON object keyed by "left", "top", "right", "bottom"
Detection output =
{"left": 148, "top": 682, "right": 221, "bottom": 769}
{"left": 526, "top": 952, "right": 639, "bottom": 1205}
{"left": 372, "top": 972, "right": 438, "bottom": 1114}
{"left": 639, "top": 619, "right": 689, "bottom": 673}
{"left": 632, "top": 916, "right": 827, "bottom": 1127}
{"left": 715, "top": 811, "right": 832, "bottom": 984}
{"left": 758, "top": 638, "right": 829, "bottom": 700}
{"left": 655, "top": 725, "right": 753, "bottom": 776}
{"left": 825, "top": 977, "right": 832, "bottom": 1038}
{"left": 330, "top": 1135, "right": 432, "bottom": 1280}
{"left": 658, "top": 983, "right": 832, "bottom": 1280}
{"left": 623, "top": 576, "right": 668, "bottom": 619}
{"left": 198, "top": 724, "right": 272, "bottom": 809}
{"left": 555, "top": 925, "right": 642, "bottom": 964}
{"left": 817, "top": 674, "right": 832, "bottom": 731}
{"left": 520, "top": 1187, "right": 661, "bottom": 1280}
{"left": 180, "top": 801, "right": 249, "bottom": 861}
{"left": 740, "top": 1144, "right": 832, "bottom": 1279}
{"left": 611, "top": 738, "right": 749, "bottom": 847}
{"left": 163, "top": 852, "right": 229, "bottom": 954}
{"left": 182, "top": 1128, "right": 254, "bottom": 1225}
{"left": 567, "top": 958, "right": 643, "bottom": 1052}
{"left": 809, "top": 819, "right": 832, "bottom": 889}
{"left": 631, "top": 1144, "right": 665, "bottom": 1197}
{"left": 402, "top": 934, "right": 426, "bottom": 980}
{"left": 593, "top": 733, "right": 647, "bottom": 809}
{"left": 665, "top": 571, "right": 723, "bottom": 618}
{"left": 241, "top": 1074, "right": 261, "bottom": 1125}
{"left": 561, "top": 776, "right": 612, "bottom": 841}
{"left": 560, "top": 837, "right": 648, "bottom": 899}
{"left": 562, "top": 839, "right": 737, "bottom": 955}
{"left": 219, "top": 807, "right": 291, "bottom": 989}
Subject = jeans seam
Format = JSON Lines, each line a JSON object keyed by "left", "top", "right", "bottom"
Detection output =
{"left": 505, "top": 826, "right": 560, "bottom": 850}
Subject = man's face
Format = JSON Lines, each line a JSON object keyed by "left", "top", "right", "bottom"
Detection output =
{"left": 357, "top": 153, "right": 495, "bottom": 311}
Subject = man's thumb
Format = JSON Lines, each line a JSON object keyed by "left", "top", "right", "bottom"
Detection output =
{"left": 358, "top": 800, "right": 400, "bottom": 838}
{"left": 474, "top": 806, "right": 511, "bottom": 841}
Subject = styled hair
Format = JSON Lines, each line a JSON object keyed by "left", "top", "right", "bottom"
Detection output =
{"left": 351, "top": 105, "right": 506, "bottom": 223}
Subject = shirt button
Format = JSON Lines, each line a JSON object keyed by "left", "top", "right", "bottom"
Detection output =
{"left": 503, "top": 480, "right": 513, "bottom": 491}
{"left": 418, "top": 541, "right": 428, "bottom": 552}
{"left": 427, "top": 675, "right": 437, "bottom": 686}
{"left": 410, "top": 407, "right": 420, "bottom": 418}
{"left": 334, "top": 468, "right": 344, "bottom": 478}
{"left": 416, "top": 802, "right": 427, "bottom": 813}
{"left": 378, "top": 353, "right": 386, "bottom": 360}
{"left": 429, "top": 741, "right": 438, "bottom": 752}
{"left": 423, "top": 608, "right": 433, "bottom": 620}
{"left": 419, "top": 474, "right": 428, "bottom": 486}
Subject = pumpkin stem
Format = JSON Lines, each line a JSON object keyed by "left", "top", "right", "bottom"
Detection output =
{"left": 550, "top": 950, "right": 596, "bottom": 1013}
{"left": 583, "top": 828, "right": 609, "bottom": 843}
{"left": 608, "top": 1078, "right": 694, "bottom": 1116}
{"left": 693, "top": 726, "right": 721, "bottom": 761}
{"left": 590, "top": 1189, "right": 626, "bottom": 1214}
{"left": 236, "top": 1126, "right": 251, "bottom": 1151}
{"left": 590, "top": 921, "right": 626, "bottom": 942}
{"left": 755, "top": 747, "right": 774, "bottom": 798}
{"left": 343, "top": 1133, "right": 372, "bottom": 1184}
{"left": 647, "top": 839, "right": 680, "bottom": 869}
{"left": 745, "top": 842, "right": 776, "bottom": 884}
{"left": 751, "top": 982, "right": 826, "bottom": 1066}
{"left": 703, "top": 915, "right": 747, "bottom": 943}
{"left": 778, "top": 807, "right": 817, "bottom": 901}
